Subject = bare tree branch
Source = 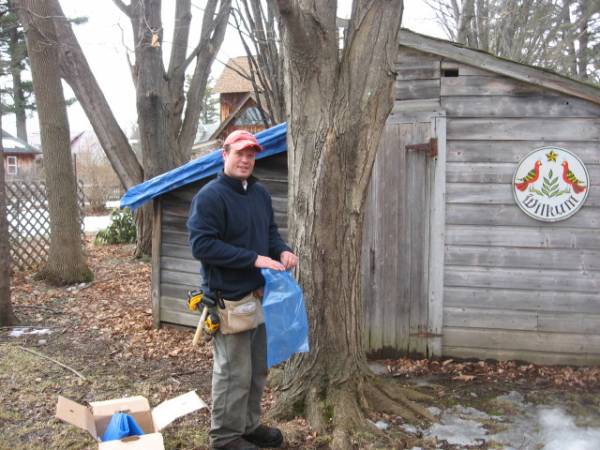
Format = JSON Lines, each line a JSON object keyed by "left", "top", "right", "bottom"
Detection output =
{"left": 177, "top": 0, "right": 232, "bottom": 160}
{"left": 167, "top": 0, "right": 192, "bottom": 79}
{"left": 112, "top": 0, "right": 132, "bottom": 17}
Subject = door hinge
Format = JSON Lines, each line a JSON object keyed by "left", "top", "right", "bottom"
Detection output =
{"left": 405, "top": 138, "right": 438, "bottom": 157}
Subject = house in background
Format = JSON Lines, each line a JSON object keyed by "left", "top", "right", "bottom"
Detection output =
{"left": 211, "top": 56, "right": 267, "bottom": 141}
{"left": 2, "top": 130, "right": 41, "bottom": 180}
{"left": 70, "top": 130, "right": 125, "bottom": 209}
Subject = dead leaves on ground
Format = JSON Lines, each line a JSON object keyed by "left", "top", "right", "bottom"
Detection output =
{"left": 383, "top": 357, "right": 600, "bottom": 388}
{"left": 10, "top": 242, "right": 600, "bottom": 392}
{"left": 10, "top": 242, "right": 212, "bottom": 373}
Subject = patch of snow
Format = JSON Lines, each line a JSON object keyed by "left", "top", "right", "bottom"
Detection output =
{"left": 424, "top": 394, "right": 600, "bottom": 450}
{"left": 539, "top": 408, "right": 600, "bottom": 450}
{"left": 425, "top": 408, "right": 488, "bottom": 446}
{"left": 374, "top": 420, "right": 389, "bottom": 431}
{"left": 427, "top": 406, "right": 442, "bottom": 416}
{"left": 401, "top": 424, "right": 419, "bottom": 434}
{"left": 9, "top": 328, "right": 52, "bottom": 337}
{"left": 105, "top": 200, "right": 121, "bottom": 209}
{"left": 9, "top": 328, "right": 28, "bottom": 337}
{"left": 84, "top": 215, "right": 111, "bottom": 233}
{"left": 454, "top": 405, "right": 491, "bottom": 420}
{"left": 368, "top": 361, "right": 388, "bottom": 375}
{"left": 4, "top": 137, "right": 26, "bottom": 149}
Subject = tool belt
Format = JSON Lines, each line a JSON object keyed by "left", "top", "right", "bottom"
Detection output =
{"left": 217, "top": 291, "right": 264, "bottom": 335}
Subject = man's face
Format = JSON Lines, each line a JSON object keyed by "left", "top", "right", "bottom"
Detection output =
{"left": 223, "top": 146, "right": 257, "bottom": 180}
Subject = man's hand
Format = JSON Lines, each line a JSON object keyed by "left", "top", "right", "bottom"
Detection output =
{"left": 255, "top": 255, "right": 285, "bottom": 271}
{"left": 280, "top": 251, "right": 299, "bottom": 270}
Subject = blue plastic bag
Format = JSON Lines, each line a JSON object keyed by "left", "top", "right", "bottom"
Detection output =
{"left": 101, "top": 412, "right": 145, "bottom": 442}
{"left": 261, "top": 269, "right": 309, "bottom": 368}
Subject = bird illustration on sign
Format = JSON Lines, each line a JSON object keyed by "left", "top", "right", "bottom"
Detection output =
{"left": 514, "top": 160, "right": 542, "bottom": 191}
{"left": 514, "top": 151, "right": 586, "bottom": 198}
{"left": 561, "top": 161, "right": 587, "bottom": 194}
{"left": 513, "top": 147, "right": 589, "bottom": 222}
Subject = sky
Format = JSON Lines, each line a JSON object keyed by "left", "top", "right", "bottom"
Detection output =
{"left": 7, "top": 1, "right": 446, "bottom": 145}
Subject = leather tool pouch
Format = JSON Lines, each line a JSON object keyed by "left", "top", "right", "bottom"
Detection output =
{"left": 218, "top": 294, "right": 264, "bottom": 335}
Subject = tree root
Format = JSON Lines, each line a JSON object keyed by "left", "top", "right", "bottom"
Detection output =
{"left": 35, "top": 265, "right": 94, "bottom": 286}
{"left": 270, "top": 374, "right": 436, "bottom": 450}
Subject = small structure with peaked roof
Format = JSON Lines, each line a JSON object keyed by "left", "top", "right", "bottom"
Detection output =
{"left": 122, "top": 29, "right": 600, "bottom": 366}
{"left": 2, "top": 130, "right": 41, "bottom": 180}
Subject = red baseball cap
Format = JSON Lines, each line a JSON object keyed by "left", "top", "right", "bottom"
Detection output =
{"left": 223, "top": 130, "right": 263, "bottom": 152}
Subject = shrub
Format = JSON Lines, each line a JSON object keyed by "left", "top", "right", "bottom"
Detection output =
{"left": 94, "top": 209, "right": 137, "bottom": 245}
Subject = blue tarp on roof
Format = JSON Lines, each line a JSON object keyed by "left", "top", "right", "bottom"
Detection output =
{"left": 120, "top": 123, "right": 288, "bottom": 210}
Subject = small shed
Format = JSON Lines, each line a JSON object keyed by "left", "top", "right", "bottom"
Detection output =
{"left": 122, "top": 30, "right": 600, "bottom": 366}
{"left": 121, "top": 124, "right": 288, "bottom": 329}
{"left": 2, "top": 130, "right": 41, "bottom": 180}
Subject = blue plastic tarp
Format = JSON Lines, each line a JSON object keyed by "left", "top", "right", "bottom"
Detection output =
{"left": 120, "top": 123, "right": 288, "bottom": 210}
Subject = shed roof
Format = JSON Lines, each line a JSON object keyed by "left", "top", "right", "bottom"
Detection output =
{"left": 2, "top": 130, "right": 41, "bottom": 155}
{"left": 121, "top": 32, "right": 600, "bottom": 210}
{"left": 120, "top": 123, "right": 287, "bottom": 210}
{"left": 214, "top": 56, "right": 260, "bottom": 94}
{"left": 399, "top": 29, "right": 600, "bottom": 106}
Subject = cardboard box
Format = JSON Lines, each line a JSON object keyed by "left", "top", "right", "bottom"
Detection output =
{"left": 56, "top": 391, "right": 207, "bottom": 449}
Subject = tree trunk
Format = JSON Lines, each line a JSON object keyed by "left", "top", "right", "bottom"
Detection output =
{"left": 45, "top": 0, "right": 149, "bottom": 255}
{"left": 110, "top": 0, "right": 231, "bottom": 256}
{"left": 457, "top": 0, "right": 475, "bottom": 44}
{"left": 16, "top": 0, "right": 92, "bottom": 285}
{"left": 9, "top": 25, "right": 28, "bottom": 143}
{"left": 0, "top": 106, "right": 18, "bottom": 327}
{"left": 47, "top": 0, "right": 143, "bottom": 191}
{"left": 273, "top": 1, "right": 432, "bottom": 446}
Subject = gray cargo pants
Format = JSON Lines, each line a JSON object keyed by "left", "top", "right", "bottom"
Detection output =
{"left": 209, "top": 323, "right": 268, "bottom": 447}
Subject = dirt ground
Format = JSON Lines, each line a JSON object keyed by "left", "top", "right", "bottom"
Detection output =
{"left": 1, "top": 242, "right": 600, "bottom": 450}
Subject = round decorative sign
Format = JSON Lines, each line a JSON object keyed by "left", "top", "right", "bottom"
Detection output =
{"left": 513, "top": 147, "right": 590, "bottom": 222}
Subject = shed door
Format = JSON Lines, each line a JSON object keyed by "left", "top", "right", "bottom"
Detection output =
{"left": 362, "top": 113, "right": 446, "bottom": 358}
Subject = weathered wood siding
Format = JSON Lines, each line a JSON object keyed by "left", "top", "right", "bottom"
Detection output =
{"left": 362, "top": 47, "right": 447, "bottom": 358}
{"left": 156, "top": 153, "right": 288, "bottom": 327}
{"left": 440, "top": 60, "right": 600, "bottom": 365}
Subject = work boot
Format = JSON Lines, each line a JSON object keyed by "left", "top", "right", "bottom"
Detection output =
{"left": 211, "top": 437, "right": 258, "bottom": 450}
{"left": 243, "top": 424, "right": 284, "bottom": 448}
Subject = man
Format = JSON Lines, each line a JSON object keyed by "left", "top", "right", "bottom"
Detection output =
{"left": 187, "top": 129, "right": 298, "bottom": 450}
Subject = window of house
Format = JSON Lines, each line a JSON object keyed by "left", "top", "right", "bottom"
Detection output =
{"left": 234, "top": 106, "right": 263, "bottom": 125}
{"left": 6, "top": 156, "right": 17, "bottom": 175}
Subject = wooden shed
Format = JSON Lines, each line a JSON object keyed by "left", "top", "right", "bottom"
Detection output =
{"left": 121, "top": 30, "right": 600, "bottom": 366}
{"left": 2, "top": 129, "right": 41, "bottom": 180}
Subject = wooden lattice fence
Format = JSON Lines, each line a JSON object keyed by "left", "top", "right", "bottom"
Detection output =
{"left": 6, "top": 180, "right": 85, "bottom": 270}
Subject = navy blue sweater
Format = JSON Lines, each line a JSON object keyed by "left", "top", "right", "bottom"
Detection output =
{"left": 187, "top": 173, "right": 290, "bottom": 299}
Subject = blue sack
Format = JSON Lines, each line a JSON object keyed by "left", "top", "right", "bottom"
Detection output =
{"left": 261, "top": 269, "right": 309, "bottom": 368}
{"left": 101, "top": 412, "right": 145, "bottom": 442}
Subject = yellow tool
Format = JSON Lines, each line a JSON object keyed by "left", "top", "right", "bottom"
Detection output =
{"left": 204, "top": 312, "right": 220, "bottom": 335}
{"left": 187, "top": 290, "right": 220, "bottom": 345}
{"left": 187, "top": 290, "right": 204, "bottom": 311}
